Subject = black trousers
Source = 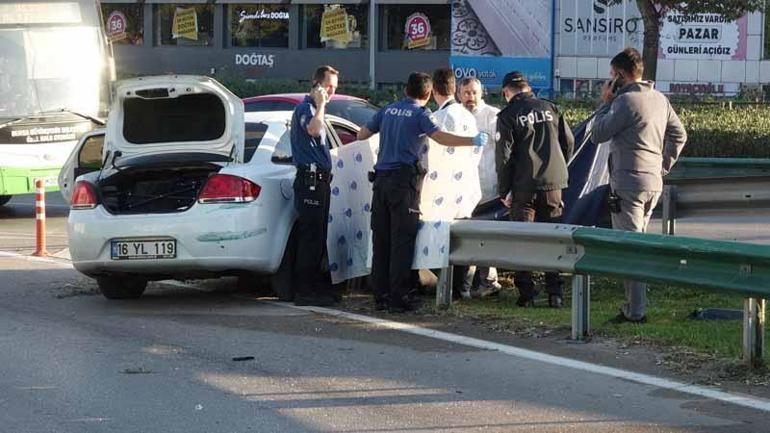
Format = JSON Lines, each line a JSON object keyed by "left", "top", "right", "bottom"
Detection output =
{"left": 510, "top": 190, "right": 564, "bottom": 299}
{"left": 370, "top": 167, "right": 423, "bottom": 307}
{"left": 291, "top": 175, "right": 333, "bottom": 299}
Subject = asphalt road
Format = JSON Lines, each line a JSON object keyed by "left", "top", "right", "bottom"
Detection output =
{"left": 0, "top": 254, "right": 769, "bottom": 433}
{"left": 2, "top": 194, "right": 770, "bottom": 432}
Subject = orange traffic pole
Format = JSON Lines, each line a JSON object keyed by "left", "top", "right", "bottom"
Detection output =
{"left": 33, "top": 179, "right": 48, "bottom": 256}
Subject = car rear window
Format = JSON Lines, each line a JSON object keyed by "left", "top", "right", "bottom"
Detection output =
{"left": 244, "top": 100, "right": 297, "bottom": 113}
{"left": 327, "top": 100, "right": 378, "bottom": 127}
{"left": 123, "top": 93, "right": 226, "bottom": 144}
{"left": 244, "top": 122, "right": 267, "bottom": 162}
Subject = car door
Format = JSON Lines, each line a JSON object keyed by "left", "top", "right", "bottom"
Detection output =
{"left": 58, "top": 129, "right": 106, "bottom": 203}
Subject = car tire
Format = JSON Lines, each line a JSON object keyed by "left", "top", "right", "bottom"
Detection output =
{"left": 270, "top": 224, "right": 299, "bottom": 302}
{"left": 0, "top": 195, "right": 11, "bottom": 206}
{"left": 97, "top": 276, "right": 147, "bottom": 300}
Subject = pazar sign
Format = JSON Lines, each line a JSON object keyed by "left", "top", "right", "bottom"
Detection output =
{"left": 660, "top": 12, "right": 746, "bottom": 60}
{"left": 235, "top": 53, "right": 275, "bottom": 67}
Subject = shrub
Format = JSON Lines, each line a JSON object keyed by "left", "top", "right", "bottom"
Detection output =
{"left": 215, "top": 77, "right": 770, "bottom": 158}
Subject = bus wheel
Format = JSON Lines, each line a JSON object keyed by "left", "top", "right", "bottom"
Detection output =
{"left": 0, "top": 196, "right": 11, "bottom": 206}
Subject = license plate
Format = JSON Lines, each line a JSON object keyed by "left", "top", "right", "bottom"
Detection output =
{"left": 44, "top": 176, "right": 58, "bottom": 187}
{"left": 111, "top": 239, "right": 176, "bottom": 260}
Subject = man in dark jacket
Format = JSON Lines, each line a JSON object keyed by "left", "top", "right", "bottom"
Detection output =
{"left": 496, "top": 71, "right": 574, "bottom": 308}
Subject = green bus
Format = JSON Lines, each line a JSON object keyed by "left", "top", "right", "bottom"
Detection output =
{"left": 0, "top": 0, "right": 113, "bottom": 206}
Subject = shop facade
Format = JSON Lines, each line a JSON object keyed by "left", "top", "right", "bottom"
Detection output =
{"left": 101, "top": 0, "right": 770, "bottom": 96}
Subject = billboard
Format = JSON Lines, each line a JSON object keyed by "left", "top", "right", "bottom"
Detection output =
{"left": 559, "top": 0, "right": 643, "bottom": 56}
{"left": 659, "top": 11, "right": 747, "bottom": 60}
{"left": 559, "top": 0, "right": 747, "bottom": 61}
{"left": 450, "top": 0, "right": 554, "bottom": 90}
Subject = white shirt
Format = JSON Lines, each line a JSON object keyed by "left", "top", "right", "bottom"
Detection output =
{"left": 470, "top": 101, "right": 500, "bottom": 202}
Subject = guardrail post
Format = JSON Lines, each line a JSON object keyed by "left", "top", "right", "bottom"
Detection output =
{"left": 571, "top": 274, "right": 591, "bottom": 341}
{"left": 436, "top": 266, "right": 453, "bottom": 309}
{"left": 743, "top": 297, "right": 766, "bottom": 368}
{"left": 661, "top": 185, "right": 676, "bottom": 235}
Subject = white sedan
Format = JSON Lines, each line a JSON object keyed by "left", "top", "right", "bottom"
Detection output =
{"left": 59, "top": 75, "right": 365, "bottom": 299}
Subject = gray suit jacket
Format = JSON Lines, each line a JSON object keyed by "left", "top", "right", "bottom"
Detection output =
{"left": 592, "top": 81, "right": 687, "bottom": 192}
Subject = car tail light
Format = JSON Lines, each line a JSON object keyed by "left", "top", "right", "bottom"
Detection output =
{"left": 71, "top": 181, "right": 99, "bottom": 210}
{"left": 198, "top": 174, "right": 261, "bottom": 204}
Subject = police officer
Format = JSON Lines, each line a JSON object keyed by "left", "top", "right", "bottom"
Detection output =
{"left": 289, "top": 65, "right": 339, "bottom": 306}
{"left": 496, "top": 71, "right": 574, "bottom": 308}
{"left": 357, "top": 72, "right": 488, "bottom": 313}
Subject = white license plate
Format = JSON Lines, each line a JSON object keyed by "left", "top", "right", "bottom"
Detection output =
{"left": 44, "top": 176, "right": 58, "bottom": 187}
{"left": 111, "top": 239, "right": 176, "bottom": 260}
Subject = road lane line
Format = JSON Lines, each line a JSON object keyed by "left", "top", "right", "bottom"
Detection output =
{"left": 280, "top": 303, "right": 770, "bottom": 413}
{"left": 0, "top": 251, "right": 74, "bottom": 268}
{"left": 2, "top": 248, "right": 768, "bottom": 413}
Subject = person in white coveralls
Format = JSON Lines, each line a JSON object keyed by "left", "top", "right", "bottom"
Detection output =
{"left": 456, "top": 76, "right": 503, "bottom": 298}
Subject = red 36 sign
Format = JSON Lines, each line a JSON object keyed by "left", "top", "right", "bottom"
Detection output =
{"left": 106, "top": 11, "right": 127, "bottom": 42}
{"left": 404, "top": 13, "right": 431, "bottom": 49}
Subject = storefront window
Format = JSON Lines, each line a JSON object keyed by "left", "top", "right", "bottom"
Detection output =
{"left": 304, "top": 4, "right": 368, "bottom": 49}
{"left": 385, "top": 4, "right": 449, "bottom": 50}
{"left": 101, "top": 3, "right": 143, "bottom": 45}
{"left": 229, "top": 4, "right": 289, "bottom": 48}
{"left": 155, "top": 4, "right": 214, "bottom": 47}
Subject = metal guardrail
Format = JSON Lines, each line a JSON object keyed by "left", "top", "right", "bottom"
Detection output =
{"left": 662, "top": 158, "right": 770, "bottom": 235}
{"left": 437, "top": 220, "right": 767, "bottom": 367}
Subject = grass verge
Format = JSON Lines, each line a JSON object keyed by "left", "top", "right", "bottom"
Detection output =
{"left": 450, "top": 275, "right": 768, "bottom": 363}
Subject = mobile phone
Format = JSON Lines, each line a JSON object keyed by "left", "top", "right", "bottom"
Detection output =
{"left": 610, "top": 75, "right": 625, "bottom": 94}
{"left": 312, "top": 83, "right": 328, "bottom": 103}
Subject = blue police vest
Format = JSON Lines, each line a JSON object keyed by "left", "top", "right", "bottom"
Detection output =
{"left": 366, "top": 98, "right": 440, "bottom": 171}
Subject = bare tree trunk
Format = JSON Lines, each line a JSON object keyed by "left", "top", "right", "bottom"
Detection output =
{"left": 636, "top": 0, "right": 661, "bottom": 81}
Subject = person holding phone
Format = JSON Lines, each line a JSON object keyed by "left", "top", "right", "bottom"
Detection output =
{"left": 288, "top": 65, "right": 339, "bottom": 306}
{"left": 592, "top": 48, "right": 688, "bottom": 324}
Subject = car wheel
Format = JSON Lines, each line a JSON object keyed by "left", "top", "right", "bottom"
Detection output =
{"left": 97, "top": 276, "right": 147, "bottom": 299}
{"left": 0, "top": 195, "right": 11, "bottom": 206}
{"left": 270, "top": 224, "right": 299, "bottom": 302}
{"left": 237, "top": 273, "right": 273, "bottom": 297}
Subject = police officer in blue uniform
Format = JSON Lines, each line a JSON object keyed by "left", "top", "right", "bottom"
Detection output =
{"left": 357, "top": 72, "right": 489, "bottom": 312}
{"left": 289, "top": 65, "right": 339, "bottom": 306}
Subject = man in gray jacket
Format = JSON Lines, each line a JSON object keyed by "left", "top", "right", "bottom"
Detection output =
{"left": 592, "top": 48, "right": 687, "bottom": 323}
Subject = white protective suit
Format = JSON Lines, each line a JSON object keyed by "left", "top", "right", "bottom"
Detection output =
{"left": 470, "top": 101, "right": 500, "bottom": 202}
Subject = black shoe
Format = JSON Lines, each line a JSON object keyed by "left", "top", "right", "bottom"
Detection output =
{"left": 548, "top": 295, "right": 563, "bottom": 309}
{"left": 294, "top": 295, "right": 336, "bottom": 307}
{"left": 516, "top": 296, "right": 535, "bottom": 307}
{"left": 607, "top": 312, "right": 647, "bottom": 324}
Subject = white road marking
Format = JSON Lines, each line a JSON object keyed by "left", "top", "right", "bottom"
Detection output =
{"left": 281, "top": 303, "right": 770, "bottom": 413}
{"left": 2, "top": 248, "right": 769, "bottom": 413}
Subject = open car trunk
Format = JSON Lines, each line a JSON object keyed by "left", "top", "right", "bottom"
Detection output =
{"left": 98, "top": 162, "right": 221, "bottom": 214}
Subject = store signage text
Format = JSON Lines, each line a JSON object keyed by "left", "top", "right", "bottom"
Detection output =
{"left": 235, "top": 53, "right": 275, "bottom": 68}
{"left": 238, "top": 9, "right": 289, "bottom": 23}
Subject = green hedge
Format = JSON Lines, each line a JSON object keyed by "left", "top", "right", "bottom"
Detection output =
{"left": 217, "top": 76, "right": 770, "bottom": 159}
